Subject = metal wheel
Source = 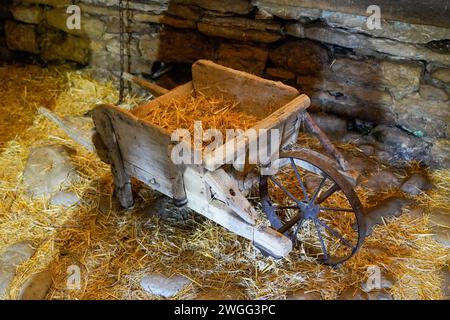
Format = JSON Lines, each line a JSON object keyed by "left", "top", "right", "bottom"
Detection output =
{"left": 260, "top": 149, "right": 366, "bottom": 266}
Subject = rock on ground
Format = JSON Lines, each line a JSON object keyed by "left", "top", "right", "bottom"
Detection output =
{"left": 310, "top": 112, "right": 348, "bottom": 138}
{"left": 0, "top": 242, "right": 35, "bottom": 298}
{"left": 341, "top": 132, "right": 375, "bottom": 146}
{"left": 358, "top": 144, "right": 376, "bottom": 156}
{"left": 286, "top": 290, "right": 321, "bottom": 300}
{"left": 23, "top": 145, "right": 79, "bottom": 197}
{"left": 360, "top": 270, "right": 395, "bottom": 293}
{"left": 431, "top": 226, "right": 450, "bottom": 248}
{"left": 18, "top": 269, "right": 52, "bottom": 300}
{"left": 363, "top": 171, "right": 402, "bottom": 192}
{"left": 364, "top": 197, "right": 411, "bottom": 236}
{"left": 337, "top": 288, "right": 367, "bottom": 300}
{"left": 343, "top": 152, "right": 379, "bottom": 177}
{"left": 50, "top": 191, "right": 80, "bottom": 207}
{"left": 337, "top": 287, "right": 393, "bottom": 300}
{"left": 400, "top": 173, "right": 431, "bottom": 195}
{"left": 140, "top": 273, "right": 191, "bottom": 298}
{"left": 370, "top": 125, "right": 432, "bottom": 165}
{"left": 367, "top": 290, "right": 394, "bottom": 300}
{"left": 429, "top": 139, "right": 450, "bottom": 169}
{"left": 428, "top": 209, "right": 450, "bottom": 229}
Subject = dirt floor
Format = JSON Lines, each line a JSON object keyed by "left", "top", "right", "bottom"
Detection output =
{"left": 0, "top": 63, "right": 448, "bottom": 300}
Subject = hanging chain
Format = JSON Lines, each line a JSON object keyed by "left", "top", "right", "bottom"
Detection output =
{"left": 126, "top": 0, "right": 132, "bottom": 95}
{"left": 118, "top": 0, "right": 132, "bottom": 105}
{"left": 118, "top": 0, "right": 125, "bottom": 105}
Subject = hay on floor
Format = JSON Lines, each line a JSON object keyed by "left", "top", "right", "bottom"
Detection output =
{"left": 0, "top": 63, "right": 448, "bottom": 300}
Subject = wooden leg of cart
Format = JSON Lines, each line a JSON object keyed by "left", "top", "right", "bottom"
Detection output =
{"left": 92, "top": 108, "right": 134, "bottom": 208}
{"left": 167, "top": 144, "right": 188, "bottom": 207}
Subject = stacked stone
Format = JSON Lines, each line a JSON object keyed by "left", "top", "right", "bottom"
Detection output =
{"left": 0, "top": 0, "right": 13, "bottom": 60}
{"left": 2, "top": 0, "right": 450, "bottom": 167}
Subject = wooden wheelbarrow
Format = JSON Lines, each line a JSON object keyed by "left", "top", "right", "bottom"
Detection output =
{"left": 41, "top": 60, "right": 365, "bottom": 265}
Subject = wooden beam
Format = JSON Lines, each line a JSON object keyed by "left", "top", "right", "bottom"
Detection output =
{"left": 204, "top": 168, "right": 257, "bottom": 225}
{"left": 265, "top": 0, "right": 450, "bottom": 28}
{"left": 120, "top": 72, "right": 169, "bottom": 97}
{"left": 38, "top": 107, "right": 95, "bottom": 152}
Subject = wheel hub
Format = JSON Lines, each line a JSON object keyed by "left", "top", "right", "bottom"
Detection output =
{"left": 300, "top": 202, "right": 320, "bottom": 220}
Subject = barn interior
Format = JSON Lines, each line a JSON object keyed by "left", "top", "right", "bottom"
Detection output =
{"left": 0, "top": 0, "right": 449, "bottom": 300}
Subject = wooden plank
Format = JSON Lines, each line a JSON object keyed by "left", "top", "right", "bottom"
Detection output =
{"left": 268, "top": 0, "right": 450, "bottom": 28}
{"left": 251, "top": 94, "right": 310, "bottom": 131}
{"left": 192, "top": 60, "right": 299, "bottom": 118}
{"left": 303, "top": 112, "right": 349, "bottom": 171}
{"left": 121, "top": 72, "right": 169, "bottom": 97}
{"left": 38, "top": 107, "right": 95, "bottom": 152}
{"left": 183, "top": 166, "right": 292, "bottom": 258}
{"left": 93, "top": 104, "right": 177, "bottom": 198}
{"left": 92, "top": 106, "right": 134, "bottom": 208}
{"left": 204, "top": 94, "right": 310, "bottom": 172}
{"left": 204, "top": 168, "right": 257, "bottom": 225}
{"left": 131, "top": 82, "right": 193, "bottom": 119}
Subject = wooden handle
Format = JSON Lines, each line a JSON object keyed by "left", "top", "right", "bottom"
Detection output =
{"left": 121, "top": 72, "right": 169, "bottom": 97}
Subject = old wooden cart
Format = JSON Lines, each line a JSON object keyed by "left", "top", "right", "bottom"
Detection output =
{"left": 42, "top": 60, "right": 366, "bottom": 266}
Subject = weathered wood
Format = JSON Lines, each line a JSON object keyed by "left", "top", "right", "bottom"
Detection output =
{"left": 94, "top": 104, "right": 177, "bottom": 198}
{"left": 204, "top": 168, "right": 257, "bottom": 225}
{"left": 121, "top": 72, "right": 169, "bottom": 97}
{"left": 183, "top": 165, "right": 292, "bottom": 258}
{"left": 251, "top": 94, "right": 310, "bottom": 132}
{"left": 192, "top": 60, "right": 299, "bottom": 118}
{"left": 132, "top": 82, "right": 193, "bottom": 119}
{"left": 303, "top": 112, "right": 349, "bottom": 171}
{"left": 92, "top": 106, "right": 134, "bottom": 208}
{"left": 92, "top": 132, "right": 110, "bottom": 164}
{"left": 38, "top": 107, "right": 95, "bottom": 152}
{"left": 167, "top": 143, "right": 188, "bottom": 207}
{"left": 204, "top": 94, "right": 310, "bottom": 172}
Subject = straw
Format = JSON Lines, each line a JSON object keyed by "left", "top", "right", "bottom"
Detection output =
{"left": 0, "top": 63, "right": 448, "bottom": 300}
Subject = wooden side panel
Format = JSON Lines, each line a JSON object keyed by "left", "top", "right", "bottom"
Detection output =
{"left": 203, "top": 95, "right": 311, "bottom": 171}
{"left": 94, "top": 104, "right": 176, "bottom": 197}
{"left": 192, "top": 60, "right": 300, "bottom": 118}
{"left": 131, "top": 82, "right": 193, "bottom": 119}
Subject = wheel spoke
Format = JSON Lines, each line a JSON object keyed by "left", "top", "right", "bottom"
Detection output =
{"left": 277, "top": 212, "right": 302, "bottom": 234}
{"left": 316, "top": 183, "right": 339, "bottom": 204}
{"left": 291, "top": 218, "right": 305, "bottom": 243}
{"left": 309, "top": 176, "right": 327, "bottom": 205}
{"left": 317, "top": 219, "right": 355, "bottom": 249}
{"left": 269, "top": 176, "right": 301, "bottom": 205}
{"left": 319, "top": 206, "right": 354, "bottom": 212}
{"left": 313, "top": 219, "right": 328, "bottom": 260}
{"left": 290, "top": 158, "right": 309, "bottom": 201}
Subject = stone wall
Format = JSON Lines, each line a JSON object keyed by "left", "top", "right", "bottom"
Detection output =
{"left": 0, "top": 1, "right": 13, "bottom": 61}
{"left": 2, "top": 0, "right": 450, "bottom": 167}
